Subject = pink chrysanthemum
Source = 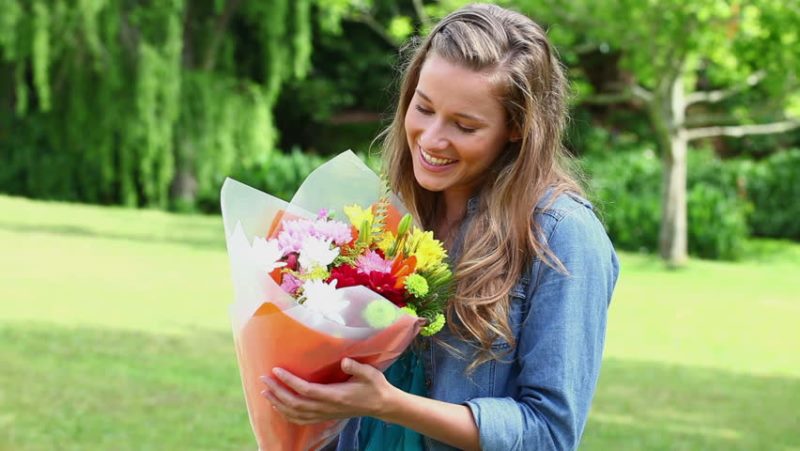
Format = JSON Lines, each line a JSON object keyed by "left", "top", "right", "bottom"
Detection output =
{"left": 276, "top": 218, "right": 352, "bottom": 254}
{"left": 280, "top": 273, "right": 302, "bottom": 296}
{"left": 313, "top": 219, "right": 352, "bottom": 246}
{"left": 356, "top": 250, "right": 392, "bottom": 275}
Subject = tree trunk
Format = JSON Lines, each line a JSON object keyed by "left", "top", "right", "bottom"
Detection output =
{"left": 170, "top": 4, "right": 200, "bottom": 210}
{"left": 171, "top": 139, "right": 198, "bottom": 209}
{"left": 657, "top": 74, "right": 689, "bottom": 266}
{"left": 660, "top": 131, "right": 688, "bottom": 266}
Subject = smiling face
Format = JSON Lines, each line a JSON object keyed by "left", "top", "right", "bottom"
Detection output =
{"left": 404, "top": 54, "right": 513, "bottom": 207}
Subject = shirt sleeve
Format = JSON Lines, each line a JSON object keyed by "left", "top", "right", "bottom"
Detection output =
{"left": 464, "top": 203, "right": 620, "bottom": 451}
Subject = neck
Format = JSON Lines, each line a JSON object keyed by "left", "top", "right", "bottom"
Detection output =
{"left": 434, "top": 188, "right": 472, "bottom": 248}
{"left": 443, "top": 186, "right": 475, "bottom": 222}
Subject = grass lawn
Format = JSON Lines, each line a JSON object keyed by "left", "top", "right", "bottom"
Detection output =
{"left": 1, "top": 194, "right": 798, "bottom": 450}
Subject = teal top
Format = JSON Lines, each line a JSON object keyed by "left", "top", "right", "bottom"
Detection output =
{"left": 357, "top": 350, "right": 426, "bottom": 450}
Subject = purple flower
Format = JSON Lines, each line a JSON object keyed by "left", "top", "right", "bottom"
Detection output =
{"left": 280, "top": 273, "right": 302, "bottom": 295}
{"left": 277, "top": 218, "right": 352, "bottom": 254}
{"left": 356, "top": 250, "right": 392, "bottom": 275}
{"left": 314, "top": 219, "right": 352, "bottom": 246}
{"left": 277, "top": 220, "right": 312, "bottom": 254}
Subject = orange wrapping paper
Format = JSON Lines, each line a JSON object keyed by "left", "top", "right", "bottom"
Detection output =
{"left": 234, "top": 303, "right": 421, "bottom": 451}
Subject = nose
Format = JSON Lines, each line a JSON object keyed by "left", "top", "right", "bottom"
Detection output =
{"left": 418, "top": 121, "right": 448, "bottom": 151}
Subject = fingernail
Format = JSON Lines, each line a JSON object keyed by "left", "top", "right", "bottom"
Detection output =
{"left": 272, "top": 368, "right": 283, "bottom": 377}
{"left": 260, "top": 375, "right": 269, "bottom": 383}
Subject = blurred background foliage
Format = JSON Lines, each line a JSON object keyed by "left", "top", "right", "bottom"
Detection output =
{"left": 1, "top": 0, "right": 799, "bottom": 263}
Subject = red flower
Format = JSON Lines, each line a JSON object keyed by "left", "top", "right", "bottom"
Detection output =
{"left": 328, "top": 264, "right": 407, "bottom": 307}
{"left": 283, "top": 252, "right": 299, "bottom": 271}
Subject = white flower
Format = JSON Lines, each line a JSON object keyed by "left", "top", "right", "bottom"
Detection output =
{"left": 301, "top": 279, "right": 349, "bottom": 325}
{"left": 252, "top": 237, "right": 286, "bottom": 273}
{"left": 298, "top": 237, "right": 339, "bottom": 270}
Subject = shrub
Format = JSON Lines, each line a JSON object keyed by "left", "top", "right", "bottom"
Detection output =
{"left": 738, "top": 149, "right": 800, "bottom": 240}
{"left": 193, "top": 148, "right": 383, "bottom": 214}
{"left": 583, "top": 147, "right": 750, "bottom": 260}
{"left": 687, "top": 183, "right": 749, "bottom": 260}
{"left": 583, "top": 149, "right": 662, "bottom": 253}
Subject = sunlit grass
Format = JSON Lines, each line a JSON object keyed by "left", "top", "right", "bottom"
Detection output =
{"left": 1, "top": 194, "right": 798, "bottom": 450}
{"left": 604, "top": 247, "right": 800, "bottom": 378}
{"left": 0, "top": 195, "right": 229, "bottom": 334}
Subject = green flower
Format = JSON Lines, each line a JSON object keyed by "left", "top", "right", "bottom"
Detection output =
{"left": 403, "top": 273, "right": 429, "bottom": 298}
{"left": 362, "top": 300, "right": 398, "bottom": 329}
{"left": 397, "top": 213, "right": 413, "bottom": 237}
{"left": 300, "top": 265, "right": 330, "bottom": 281}
{"left": 421, "top": 313, "right": 445, "bottom": 336}
{"left": 400, "top": 305, "right": 418, "bottom": 317}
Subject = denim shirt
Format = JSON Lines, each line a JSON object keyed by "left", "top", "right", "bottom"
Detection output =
{"left": 338, "top": 192, "right": 620, "bottom": 451}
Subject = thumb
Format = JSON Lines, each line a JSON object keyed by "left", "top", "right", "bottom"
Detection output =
{"left": 341, "top": 358, "right": 371, "bottom": 378}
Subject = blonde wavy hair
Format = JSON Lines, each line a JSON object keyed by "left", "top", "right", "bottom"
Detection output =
{"left": 380, "top": 4, "right": 582, "bottom": 369}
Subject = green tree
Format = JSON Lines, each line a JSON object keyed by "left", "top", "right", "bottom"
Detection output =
{"left": 512, "top": 0, "right": 800, "bottom": 266}
{"left": 0, "top": 0, "right": 313, "bottom": 209}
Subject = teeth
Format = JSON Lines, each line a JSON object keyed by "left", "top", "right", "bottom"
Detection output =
{"left": 420, "top": 148, "right": 456, "bottom": 166}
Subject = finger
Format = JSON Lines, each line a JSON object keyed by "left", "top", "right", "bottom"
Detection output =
{"left": 263, "top": 385, "right": 308, "bottom": 420}
{"left": 261, "top": 387, "right": 281, "bottom": 408}
{"left": 340, "top": 358, "right": 375, "bottom": 379}
{"left": 261, "top": 376, "right": 306, "bottom": 410}
{"left": 260, "top": 374, "right": 295, "bottom": 399}
{"left": 263, "top": 388, "right": 331, "bottom": 424}
{"left": 261, "top": 388, "right": 293, "bottom": 419}
{"left": 271, "top": 368, "right": 322, "bottom": 399}
{"left": 262, "top": 376, "right": 333, "bottom": 418}
{"left": 261, "top": 388, "right": 294, "bottom": 418}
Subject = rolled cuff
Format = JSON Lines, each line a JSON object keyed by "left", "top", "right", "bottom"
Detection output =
{"left": 464, "top": 397, "right": 526, "bottom": 450}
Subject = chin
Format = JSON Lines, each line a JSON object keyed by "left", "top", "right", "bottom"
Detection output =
{"left": 412, "top": 167, "right": 446, "bottom": 192}
{"left": 417, "top": 181, "right": 444, "bottom": 193}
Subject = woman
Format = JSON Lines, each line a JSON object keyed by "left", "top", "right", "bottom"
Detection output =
{"left": 261, "top": 4, "right": 619, "bottom": 450}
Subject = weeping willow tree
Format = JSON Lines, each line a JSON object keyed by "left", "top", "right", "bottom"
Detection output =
{"left": 0, "top": 0, "right": 312, "bottom": 209}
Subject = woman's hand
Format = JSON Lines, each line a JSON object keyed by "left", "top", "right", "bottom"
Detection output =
{"left": 261, "top": 358, "right": 397, "bottom": 425}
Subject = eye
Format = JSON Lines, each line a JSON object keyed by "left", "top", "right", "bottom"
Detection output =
{"left": 456, "top": 123, "right": 477, "bottom": 134}
{"left": 415, "top": 105, "right": 433, "bottom": 115}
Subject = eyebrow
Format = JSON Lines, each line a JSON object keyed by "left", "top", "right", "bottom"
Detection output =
{"left": 416, "top": 89, "right": 487, "bottom": 124}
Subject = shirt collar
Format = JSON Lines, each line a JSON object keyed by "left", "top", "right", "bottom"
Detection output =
{"left": 466, "top": 196, "right": 479, "bottom": 216}
{"left": 448, "top": 196, "right": 479, "bottom": 262}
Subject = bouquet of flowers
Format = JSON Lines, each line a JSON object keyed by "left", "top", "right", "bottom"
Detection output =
{"left": 221, "top": 151, "right": 453, "bottom": 451}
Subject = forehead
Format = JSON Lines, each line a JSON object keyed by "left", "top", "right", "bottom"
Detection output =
{"left": 415, "top": 54, "right": 504, "bottom": 120}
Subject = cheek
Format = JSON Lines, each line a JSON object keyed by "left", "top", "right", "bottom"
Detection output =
{"left": 404, "top": 109, "right": 416, "bottom": 133}
{"left": 405, "top": 107, "right": 437, "bottom": 140}
{"left": 463, "top": 138, "right": 506, "bottom": 167}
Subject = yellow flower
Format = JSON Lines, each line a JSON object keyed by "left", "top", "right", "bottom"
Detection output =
{"left": 376, "top": 231, "right": 396, "bottom": 254}
{"left": 343, "top": 204, "right": 373, "bottom": 228}
{"left": 406, "top": 228, "right": 447, "bottom": 271}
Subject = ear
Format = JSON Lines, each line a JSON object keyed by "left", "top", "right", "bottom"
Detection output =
{"left": 508, "top": 126, "right": 522, "bottom": 143}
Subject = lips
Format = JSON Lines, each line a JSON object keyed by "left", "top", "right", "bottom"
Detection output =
{"left": 419, "top": 147, "right": 457, "bottom": 166}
